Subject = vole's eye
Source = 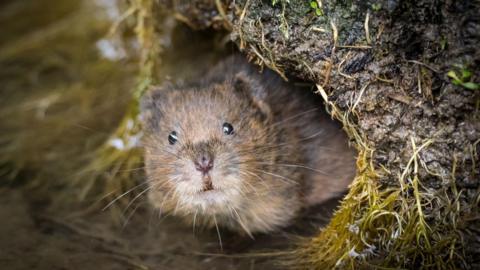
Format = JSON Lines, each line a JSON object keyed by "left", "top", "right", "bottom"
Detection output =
{"left": 168, "top": 131, "right": 178, "bottom": 145}
{"left": 223, "top": 122, "right": 234, "bottom": 135}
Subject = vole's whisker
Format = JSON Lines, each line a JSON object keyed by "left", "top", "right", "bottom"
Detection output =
{"left": 122, "top": 186, "right": 153, "bottom": 214}
{"left": 142, "top": 142, "right": 181, "bottom": 159}
{"left": 142, "top": 158, "right": 176, "bottom": 165}
{"left": 240, "top": 162, "right": 331, "bottom": 176}
{"left": 149, "top": 148, "right": 181, "bottom": 159}
{"left": 103, "top": 180, "right": 155, "bottom": 211}
{"left": 122, "top": 179, "right": 170, "bottom": 215}
{"left": 192, "top": 210, "right": 198, "bottom": 234}
{"left": 123, "top": 183, "right": 178, "bottom": 227}
{"left": 238, "top": 144, "right": 338, "bottom": 155}
{"left": 144, "top": 178, "right": 173, "bottom": 193}
{"left": 152, "top": 187, "right": 176, "bottom": 223}
{"left": 237, "top": 169, "right": 271, "bottom": 190}
{"left": 147, "top": 205, "right": 160, "bottom": 230}
{"left": 116, "top": 166, "right": 147, "bottom": 172}
{"left": 173, "top": 198, "right": 181, "bottom": 215}
{"left": 229, "top": 205, "right": 254, "bottom": 239}
{"left": 250, "top": 168, "right": 298, "bottom": 185}
{"left": 270, "top": 108, "right": 319, "bottom": 127}
{"left": 236, "top": 129, "right": 326, "bottom": 156}
{"left": 122, "top": 201, "right": 144, "bottom": 228}
{"left": 240, "top": 178, "right": 260, "bottom": 196}
{"left": 213, "top": 215, "right": 223, "bottom": 250}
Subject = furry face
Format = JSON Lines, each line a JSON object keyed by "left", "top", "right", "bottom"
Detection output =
{"left": 141, "top": 77, "right": 293, "bottom": 232}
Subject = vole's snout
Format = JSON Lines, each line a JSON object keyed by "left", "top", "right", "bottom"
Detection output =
{"left": 194, "top": 153, "right": 214, "bottom": 175}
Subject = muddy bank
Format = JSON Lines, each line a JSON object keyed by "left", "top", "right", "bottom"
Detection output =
{"left": 158, "top": 0, "right": 480, "bottom": 268}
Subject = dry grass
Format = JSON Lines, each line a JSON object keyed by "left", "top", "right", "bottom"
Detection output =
{"left": 76, "top": 0, "right": 161, "bottom": 210}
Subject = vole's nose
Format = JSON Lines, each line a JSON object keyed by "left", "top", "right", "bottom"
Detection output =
{"left": 194, "top": 154, "right": 214, "bottom": 175}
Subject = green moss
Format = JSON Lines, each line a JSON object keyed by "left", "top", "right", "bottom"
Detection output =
{"left": 310, "top": 1, "right": 324, "bottom": 16}
{"left": 371, "top": 3, "right": 382, "bottom": 12}
{"left": 447, "top": 66, "right": 479, "bottom": 91}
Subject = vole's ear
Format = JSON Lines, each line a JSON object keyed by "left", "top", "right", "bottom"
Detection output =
{"left": 233, "top": 72, "right": 272, "bottom": 121}
{"left": 140, "top": 86, "right": 168, "bottom": 131}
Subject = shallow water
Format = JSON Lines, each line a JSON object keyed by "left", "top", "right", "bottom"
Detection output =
{"left": 0, "top": 1, "right": 339, "bottom": 269}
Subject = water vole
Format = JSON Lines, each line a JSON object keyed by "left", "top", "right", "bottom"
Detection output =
{"left": 140, "top": 56, "right": 356, "bottom": 235}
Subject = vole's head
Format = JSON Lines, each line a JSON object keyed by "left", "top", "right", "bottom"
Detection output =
{"left": 141, "top": 74, "right": 279, "bottom": 217}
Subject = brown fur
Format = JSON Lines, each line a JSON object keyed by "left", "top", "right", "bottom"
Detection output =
{"left": 141, "top": 56, "right": 356, "bottom": 234}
